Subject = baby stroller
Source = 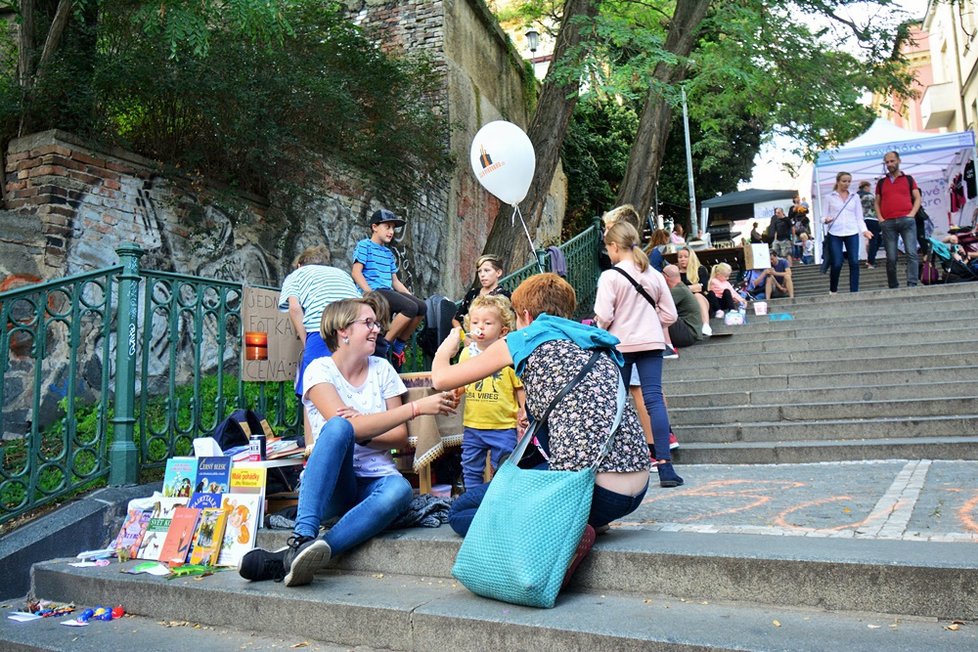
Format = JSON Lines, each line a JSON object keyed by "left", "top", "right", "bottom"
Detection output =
{"left": 927, "top": 236, "right": 978, "bottom": 284}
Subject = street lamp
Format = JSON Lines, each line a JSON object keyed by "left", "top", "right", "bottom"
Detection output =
{"left": 525, "top": 29, "right": 539, "bottom": 55}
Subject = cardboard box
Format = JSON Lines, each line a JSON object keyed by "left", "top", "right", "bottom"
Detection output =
{"left": 744, "top": 243, "right": 771, "bottom": 270}
{"left": 241, "top": 287, "right": 303, "bottom": 383}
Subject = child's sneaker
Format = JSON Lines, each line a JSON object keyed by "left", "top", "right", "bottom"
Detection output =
{"left": 390, "top": 348, "right": 406, "bottom": 369}
{"left": 669, "top": 431, "right": 679, "bottom": 450}
{"left": 714, "top": 310, "right": 724, "bottom": 319}
{"left": 663, "top": 346, "right": 679, "bottom": 359}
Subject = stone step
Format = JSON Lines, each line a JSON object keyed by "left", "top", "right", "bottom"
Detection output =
{"left": 19, "top": 528, "right": 978, "bottom": 651}
{"left": 672, "top": 435, "right": 978, "bottom": 464}
{"left": 664, "top": 365, "right": 977, "bottom": 394}
{"left": 12, "top": 563, "right": 966, "bottom": 652}
{"left": 673, "top": 340, "right": 978, "bottom": 370}
{"left": 681, "top": 324, "right": 977, "bottom": 358}
{"left": 668, "top": 396, "right": 978, "bottom": 426}
{"left": 664, "top": 351, "right": 968, "bottom": 381}
{"left": 666, "top": 379, "right": 978, "bottom": 408}
{"left": 0, "top": 603, "right": 362, "bottom": 651}
{"left": 675, "top": 414, "right": 978, "bottom": 443}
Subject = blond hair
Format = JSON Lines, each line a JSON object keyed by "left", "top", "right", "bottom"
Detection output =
{"left": 464, "top": 294, "right": 516, "bottom": 333}
{"left": 678, "top": 246, "right": 703, "bottom": 283}
{"left": 601, "top": 204, "right": 641, "bottom": 231}
{"left": 604, "top": 222, "right": 649, "bottom": 273}
{"left": 709, "top": 262, "right": 732, "bottom": 283}
{"left": 293, "top": 244, "right": 331, "bottom": 268}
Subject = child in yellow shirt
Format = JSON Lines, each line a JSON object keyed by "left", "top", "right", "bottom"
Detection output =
{"left": 459, "top": 294, "right": 526, "bottom": 489}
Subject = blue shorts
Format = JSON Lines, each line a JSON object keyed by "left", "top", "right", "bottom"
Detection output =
{"left": 296, "top": 332, "right": 331, "bottom": 396}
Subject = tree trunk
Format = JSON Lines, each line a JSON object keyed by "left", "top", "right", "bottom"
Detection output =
{"left": 480, "top": 0, "right": 599, "bottom": 275}
{"left": 616, "top": 0, "right": 711, "bottom": 219}
{"left": 17, "top": 0, "right": 34, "bottom": 86}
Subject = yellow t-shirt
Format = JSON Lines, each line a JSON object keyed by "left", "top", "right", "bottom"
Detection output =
{"left": 460, "top": 346, "right": 522, "bottom": 430}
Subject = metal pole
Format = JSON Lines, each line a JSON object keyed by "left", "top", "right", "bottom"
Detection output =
{"left": 109, "top": 244, "right": 143, "bottom": 485}
{"left": 682, "top": 87, "right": 698, "bottom": 238}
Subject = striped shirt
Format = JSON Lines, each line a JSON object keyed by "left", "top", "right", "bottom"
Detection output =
{"left": 277, "top": 265, "right": 361, "bottom": 332}
{"left": 352, "top": 239, "right": 397, "bottom": 290}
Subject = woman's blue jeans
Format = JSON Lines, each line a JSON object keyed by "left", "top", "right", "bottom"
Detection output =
{"left": 828, "top": 232, "right": 861, "bottom": 293}
{"left": 293, "top": 417, "right": 412, "bottom": 556}
{"left": 622, "top": 350, "right": 672, "bottom": 461}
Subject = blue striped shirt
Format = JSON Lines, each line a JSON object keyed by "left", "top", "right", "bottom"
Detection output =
{"left": 278, "top": 265, "right": 361, "bottom": 331}
{"left": 352, "top": 239, "right": 397, "bottom": 290}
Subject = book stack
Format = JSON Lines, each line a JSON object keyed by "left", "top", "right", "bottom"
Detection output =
{"left": 117, "top": 456, "right": 267, "bottom": 567}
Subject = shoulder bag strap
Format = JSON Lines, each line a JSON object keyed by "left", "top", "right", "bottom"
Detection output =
{"left": 611, "top": 266, "right": 657, "bottom": 309}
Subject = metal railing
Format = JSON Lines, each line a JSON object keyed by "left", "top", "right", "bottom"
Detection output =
{"left": 0, "top": 221, "right": 601, "bottom": 525}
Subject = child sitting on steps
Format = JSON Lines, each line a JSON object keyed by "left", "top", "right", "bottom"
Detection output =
{"left": 707, "top": 262, "right": 748, "bottom": 318}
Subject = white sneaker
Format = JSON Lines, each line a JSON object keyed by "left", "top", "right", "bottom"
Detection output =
{"left": 701, "top": 323, "right": 712, "bottom": 337}
{"left": 714, "top": 310, "right": 724, "bottom": 319}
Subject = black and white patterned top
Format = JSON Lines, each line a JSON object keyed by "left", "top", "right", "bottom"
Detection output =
{"left": 521, "top": 340, "right": 650, "bottom": 473}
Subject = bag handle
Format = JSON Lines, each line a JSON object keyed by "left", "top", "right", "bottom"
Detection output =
{"left": 508, "top": 350, "right": 627, "bottom": 471}
{"left": 611, "top": 267, "right": 657, "bottom": 309}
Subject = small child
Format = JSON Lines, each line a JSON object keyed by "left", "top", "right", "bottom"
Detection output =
{"left": 800, "top": 233, "right": 815, "bottom": 265}
{"left": 707, "top": 262, "right": 747, "bottom": 317}
{"left": 459, "top": 294, "right": 526, "bottom": 489}
{"left": 351, "top": 209, "right": 427, "bottom": 367}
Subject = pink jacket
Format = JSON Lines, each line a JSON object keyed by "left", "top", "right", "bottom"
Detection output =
{"left": 594, "top": 260, "right": 677, "bottom": 353}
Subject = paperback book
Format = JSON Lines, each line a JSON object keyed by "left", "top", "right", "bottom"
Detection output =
{"left": 135, "top": 497, "right": 186, "bottom": 561}
{"left": 229, "top": 465, "right": 267, "bottom": 525}
{"left": 159, "top": 506, "right": 200, "bottom": 565}
{"left": 188, "top": 507, "right": 230, "bottom": 566}
{"left": 195, "top": 456, "right": 232, "bottom": 493}
{"left": 187, "top": 492, "right": 223, "bottom": 510}
{"left": 162, "top": 457, "right": 197, "bottom": 498}
{"left": 113, "top": 508, "right": 152, "bottom": 559}
{"left": 216, "top": 494, "right": 262, "bottom": 567}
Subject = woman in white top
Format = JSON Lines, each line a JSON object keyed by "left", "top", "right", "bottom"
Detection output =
{"left": 823, "top": 171, "right": 873, "bottom": 294}
{"left": 239, "top": 295, "right": 457, "bottom": 587}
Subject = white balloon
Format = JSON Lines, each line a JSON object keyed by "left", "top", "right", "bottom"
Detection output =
{"left": 469, "top": 121, "right": 536, "bottom": 206}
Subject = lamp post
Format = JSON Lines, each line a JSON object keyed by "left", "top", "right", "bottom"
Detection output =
{"left": 525, "top": 29, "right": 539, "bottom": 76}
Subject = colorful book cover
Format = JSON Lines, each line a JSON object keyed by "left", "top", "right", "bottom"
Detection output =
{"left": 188, "top": 507, "right": 230, "bottom": 566}
{"left": 229, "top": 465, "right": 267, "bottom": 526}
{"left": 159, "top": 506, "right": 200, "bottom": 565}
{"left": 162, "top": 457, "right": 197, "bottom": 498}
{"left": 135, "top": 497, "right": 186, "bottom": 561}
{"left": 216, "top": 494, "right": 262, "bottom": 567}
{"left": 113, "top": 508, "right": 152, "bottom": 559}
{"left": 195, "top": 456, "right": 232, "bottom": 494}
{"left": 187, "top": 492, "right": 223, "bottom": 510}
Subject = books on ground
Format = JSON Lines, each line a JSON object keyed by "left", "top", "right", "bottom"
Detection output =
{"left": 216, "top": 494, "right": 262, "bottom": 567}
{"left": 135, "top": 497, "right": 186, "bottom": 561}
{"left": 159, "top": 506, "right": 200, "bottom": 565}
{"left": 188, "top": 507, "right": 229, "bottom": 566}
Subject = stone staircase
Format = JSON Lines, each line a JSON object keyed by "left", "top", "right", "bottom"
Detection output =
{"left": 668, "top": 280, "right": 978, "bottom": 464}
{"left": 2, "top": 280, "right": 977, "bottom": 650}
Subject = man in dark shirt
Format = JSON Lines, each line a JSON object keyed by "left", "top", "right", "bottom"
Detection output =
{"left": 771, "top": 208, "right": 793, "bottom": 259}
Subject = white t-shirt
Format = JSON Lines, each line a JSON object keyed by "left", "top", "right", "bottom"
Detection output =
{"left": 302, "top": 357, "right": 406, "bottom": 477}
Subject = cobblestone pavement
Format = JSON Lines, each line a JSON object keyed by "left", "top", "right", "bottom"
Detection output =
{"left": 616, "top": 459, "right": 978, "bottom": 543}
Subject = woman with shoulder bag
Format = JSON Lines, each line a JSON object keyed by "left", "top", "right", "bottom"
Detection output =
{"left": 823, "top": 171, "right": 873, "bottom": 294}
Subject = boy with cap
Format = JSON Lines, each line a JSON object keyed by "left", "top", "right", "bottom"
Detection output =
{"left": 352, "top": 209, "right": 427, "bottom": 367}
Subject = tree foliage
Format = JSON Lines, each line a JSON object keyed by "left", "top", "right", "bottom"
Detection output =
{"left": 7, "top": 1, "right": 451, "bottom": 202}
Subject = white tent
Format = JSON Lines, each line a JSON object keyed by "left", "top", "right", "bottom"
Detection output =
{"left": 811, "top": 119, "right": 977, "bottom": 259}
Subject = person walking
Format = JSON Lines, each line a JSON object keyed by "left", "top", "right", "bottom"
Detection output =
{"left": 873, "top": 151, "right": 921, "bottom": 288}
{"left": 824, "top": 172, "right": 873, "bottom": 294}
{"left": 857, "top": 181, "right": 881, "bottom": 268}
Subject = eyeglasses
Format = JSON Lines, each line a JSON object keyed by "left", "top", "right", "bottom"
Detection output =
{"left": 351, "top": 318, "right": 381, "bottom": 331}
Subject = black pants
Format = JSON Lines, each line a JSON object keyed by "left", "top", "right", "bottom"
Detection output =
{"left": 376, "top": 288, "right": 427, "bottom": 319}
{"left": 706, "top": 290, "right": 737, "bottom": 314}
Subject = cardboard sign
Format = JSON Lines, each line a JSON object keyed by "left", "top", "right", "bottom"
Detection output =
{"left": 241, "top": 287, "right": 302, "bottom": 383}
{"left": 744, "top": 243, "right": 771, "bottom": 270}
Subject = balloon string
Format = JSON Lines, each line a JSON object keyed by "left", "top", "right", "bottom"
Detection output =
{"left": 512, "top": 205, "right": 543, "bottom": 273}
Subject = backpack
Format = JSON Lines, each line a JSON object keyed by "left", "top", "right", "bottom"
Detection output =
{"left": 212, "top": 409, "right": 273, "bottom": 450}
{"left": 417, "top": 294, "right": 457, "bottom": 358}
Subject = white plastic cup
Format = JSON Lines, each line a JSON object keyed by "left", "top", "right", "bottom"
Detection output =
{"left": 754, "top": 301, "right": 768, "bottom": 316}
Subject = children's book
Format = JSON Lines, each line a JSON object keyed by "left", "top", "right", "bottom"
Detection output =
{"left": 162, "top": 457, "right": 197, "bottom": 498}
{"left": 216, "top": 494, "right": 263, "bottom": 567}
{"left": 188, "top": 507, "right": 230, "bottom": 566}
{"left": 229, "top": 465, "right": 268, "bottom": 526}
{"left": 195, "top": 456, "right": 232, "bottom": 494}
{"left": 135, "top": 497, "right": 186, "bottom": 561}
{"left": 187, "top": 492, "right": 222, "bottom": 510}
{"left": 159, "top": 506, "right": 200, "bottom": 565}
{"left": 113, "top": 508, "right": 152, "bottom": 559}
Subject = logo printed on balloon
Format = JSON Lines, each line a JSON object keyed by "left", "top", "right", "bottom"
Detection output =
{"left": 470, "top": 121, "right": 536, "bottom": 206}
